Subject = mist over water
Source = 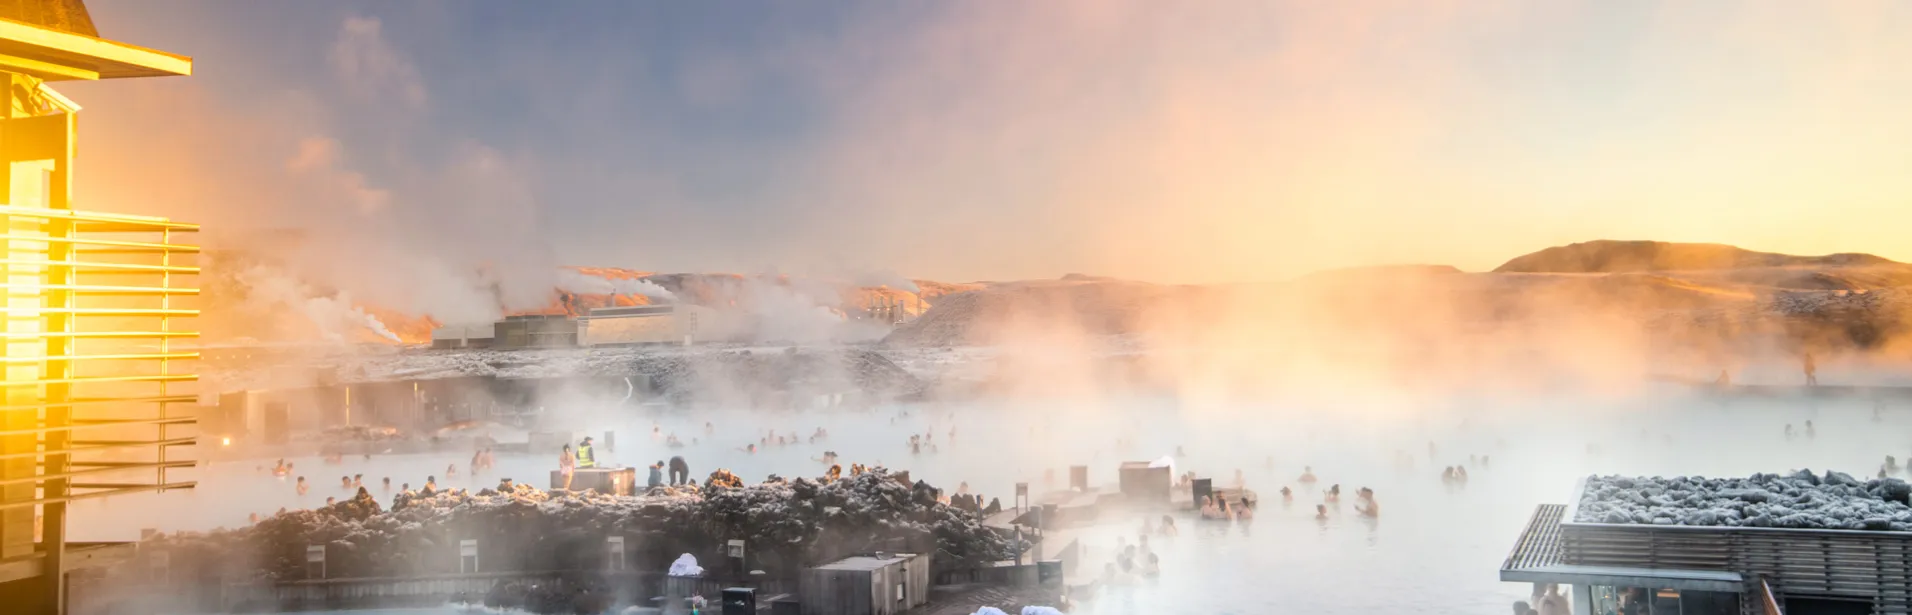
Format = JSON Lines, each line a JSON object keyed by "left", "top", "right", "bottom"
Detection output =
{"left": 80, "top": 380, "right": 1909, "bottom": 614}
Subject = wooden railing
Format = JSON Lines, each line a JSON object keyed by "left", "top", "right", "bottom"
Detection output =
{"left": 1561, "top": 521, "right": 1906, "bottom": 612}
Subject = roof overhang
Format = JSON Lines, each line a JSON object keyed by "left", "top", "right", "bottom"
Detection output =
{"left": 1501, "top": 564, "right": 1744, "bottom": 593}
{"left": 1501, "top": 503, "right": 1745, "bottom": 593}
{"left": 0, "top": 16, "right": 190, "bottom": 81}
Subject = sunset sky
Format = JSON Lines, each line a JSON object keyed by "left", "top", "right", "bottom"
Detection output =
{"left": 60, "top": 0, "right": 1912, "bottom": 286}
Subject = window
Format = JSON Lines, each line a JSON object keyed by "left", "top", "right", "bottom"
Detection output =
{"left": 460, "top": 539, "right": 479, "bottom": 573}
{"left": 607, "top": 536, "right": 626, "bottom": 571}
{"left": 1590, "top": 585, "right": 1620, "bottom": 615}
{"left": 306, "top": 545, "right": 327, "bottom": 579}
{"left": 1589, "top": 586, "right": 1739, "bottom": 615}
{"left": 1782, "top": 596, "right": 1873, "bottom": 615}
{"left": 895, "top": 582, "right": 905, "bottom": 603}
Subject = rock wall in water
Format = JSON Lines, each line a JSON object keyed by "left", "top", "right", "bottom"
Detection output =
{"left": 134, "top": 469, "right": 1016, "bottom": 584}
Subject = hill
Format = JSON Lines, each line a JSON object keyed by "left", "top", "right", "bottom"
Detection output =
{"left": 1495, "top": 240, "right": 1899, "bottom": 274}
{"left": 883, "top": 241, "right": 1912, "bottom": 358}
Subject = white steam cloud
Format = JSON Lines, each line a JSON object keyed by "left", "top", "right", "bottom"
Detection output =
{"left": 235, "top": 265, "right": 401, "bottom": 343}
{"left": 554, "top": 269, "right": 678, "bottom": 302}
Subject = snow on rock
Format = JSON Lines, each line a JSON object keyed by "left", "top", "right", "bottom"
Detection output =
{"left": 1576, "top": 472, "right": 1912, "bottom": 531}
{"left": 131, "top": 470, "right": 1019, "bottom": 608}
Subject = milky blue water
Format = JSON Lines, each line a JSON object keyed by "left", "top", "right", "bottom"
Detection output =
{"left": 76, "top": 385, "right": 1907, "bottom": 614}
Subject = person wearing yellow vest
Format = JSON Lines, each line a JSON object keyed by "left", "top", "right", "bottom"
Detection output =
{"left": 576, "top": 437, "right": 598, "bottom": 469}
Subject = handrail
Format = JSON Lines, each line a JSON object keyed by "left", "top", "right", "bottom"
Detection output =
{"left": 0, "top": 234, "right": 200, "bottom": 252}
{"left": 0, "top": 259, "right": 198, "bottom": 273}
{"left": 0, "top": 283, "right": 199, "bottom": 295}
{"left": 0, "top": 204, "right": 199, "bottom": 230}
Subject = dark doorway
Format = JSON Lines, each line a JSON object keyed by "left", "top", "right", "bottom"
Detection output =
{"left": 1784, "top": 596, "right": 1873, "bottom": 615}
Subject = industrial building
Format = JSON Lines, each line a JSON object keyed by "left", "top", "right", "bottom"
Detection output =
{"left": 493, "top": 314, "right": 577, "bottom": 348}
{"left": 578, "top": 304, "right": 712, "bottom": 346}
{"left": 429, "top": 322, "right": 495, "bottom": 349}
{"left": 430, "top": 304, "right": 713, "bottom": 350}
{"left": 0, "top": 3, "right": 201, "bottom": 613}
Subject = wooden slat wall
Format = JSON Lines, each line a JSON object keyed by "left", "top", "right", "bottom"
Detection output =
{"left": 800, "top": 567, "right": 872, "bottom": 615}
{"left": 1563, "top": 523, "right": 1912, "bottom": 615}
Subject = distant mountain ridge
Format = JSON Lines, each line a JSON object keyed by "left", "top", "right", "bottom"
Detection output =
{"left": 1494, "top": 240, "right": 1899, "bottom": 274}
{"left": 884, "top": 240, "right": 1912, "bottom": 356}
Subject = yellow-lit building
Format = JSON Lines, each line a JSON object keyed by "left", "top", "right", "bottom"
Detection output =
{"left": 0, "top": 2, "right": 198, "bottom": 613}
{"left": 578, "top": 304, "right": 714, "bottom": 346}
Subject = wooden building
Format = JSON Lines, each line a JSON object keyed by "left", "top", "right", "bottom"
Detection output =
{"left": 798, "top": 553, "right": 930, "bottom": 615}
{"left": 1500, "top": 478, "right": 1912, "bottom": 615}
{"left": 0, "top": 2, "right": 199, "bottom": 613}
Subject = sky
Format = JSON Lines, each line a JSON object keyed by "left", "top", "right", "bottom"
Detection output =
{"left": 54, "top": 0, "right": 1912, "bottom": 290}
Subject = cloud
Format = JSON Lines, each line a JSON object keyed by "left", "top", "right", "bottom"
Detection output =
{"left": 67, "top": 12, "right": 565, "bottom": 340}
{"left": 329, "top": 16, "right": 428, "bottom": 110}
{"left": 68, "top": 0, "right": 1912, "bottom": 303}
{"left": 285, "top": 136, "right": 390, "bottom": 213}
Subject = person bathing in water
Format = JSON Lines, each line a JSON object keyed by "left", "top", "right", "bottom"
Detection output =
{"left": 1298, "top": 466, "right": 1317, "bottom": 484}
{"left": 1355, "top": 487, "right": 1380, "bottom": 518}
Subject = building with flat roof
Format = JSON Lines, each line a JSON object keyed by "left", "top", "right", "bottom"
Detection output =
{"left": 493, "top": 314, "right": 576, "bottom": 349}
{"left": 799, "top": 552, "right": 930, "bottom": 615}
{"left": 1502, "top": 472, "right": 1912, "bottom": 615}
{"left": 578, "top": 303, "right": 711, "bottom": 346}
{"left": 429, "top": 323, "right": 495, "bottom": 349}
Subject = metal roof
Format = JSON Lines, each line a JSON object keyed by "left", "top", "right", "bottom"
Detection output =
{"left": 1501, "top": 504, "right": 1744, "bottom": 592}
{"left": 0, "top": 0, "right": 95, "bottom": 36}
{"left": 588, "top": 305, "right": 675, "bottom": 318}
{"left": 0, "top": 0, "right": 191, "bottom": 81}
{"left": 815, "top": 553, "right": 918, "bottom": 572}
{"left": 1504, "top": 504, "right": 1567, "bottom": 572}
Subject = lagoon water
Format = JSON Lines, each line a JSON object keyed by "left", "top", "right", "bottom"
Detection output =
{"left": 76, "top": 385, "right": 1906, "bottom": 614}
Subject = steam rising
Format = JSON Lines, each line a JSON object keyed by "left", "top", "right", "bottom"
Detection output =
{"left": 233, "top": 264, "right": 402, "bottom": 343}
{"left": 555, "top": 269, "right": 677, "bottom": 302}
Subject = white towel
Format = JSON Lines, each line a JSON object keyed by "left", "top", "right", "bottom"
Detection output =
{"left": 667, "top": 553, "right": 703, "bottom": 576}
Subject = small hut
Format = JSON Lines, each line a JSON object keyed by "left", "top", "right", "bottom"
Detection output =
{"left": 798, "top": 553, "right": 930, "bottom": 615}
